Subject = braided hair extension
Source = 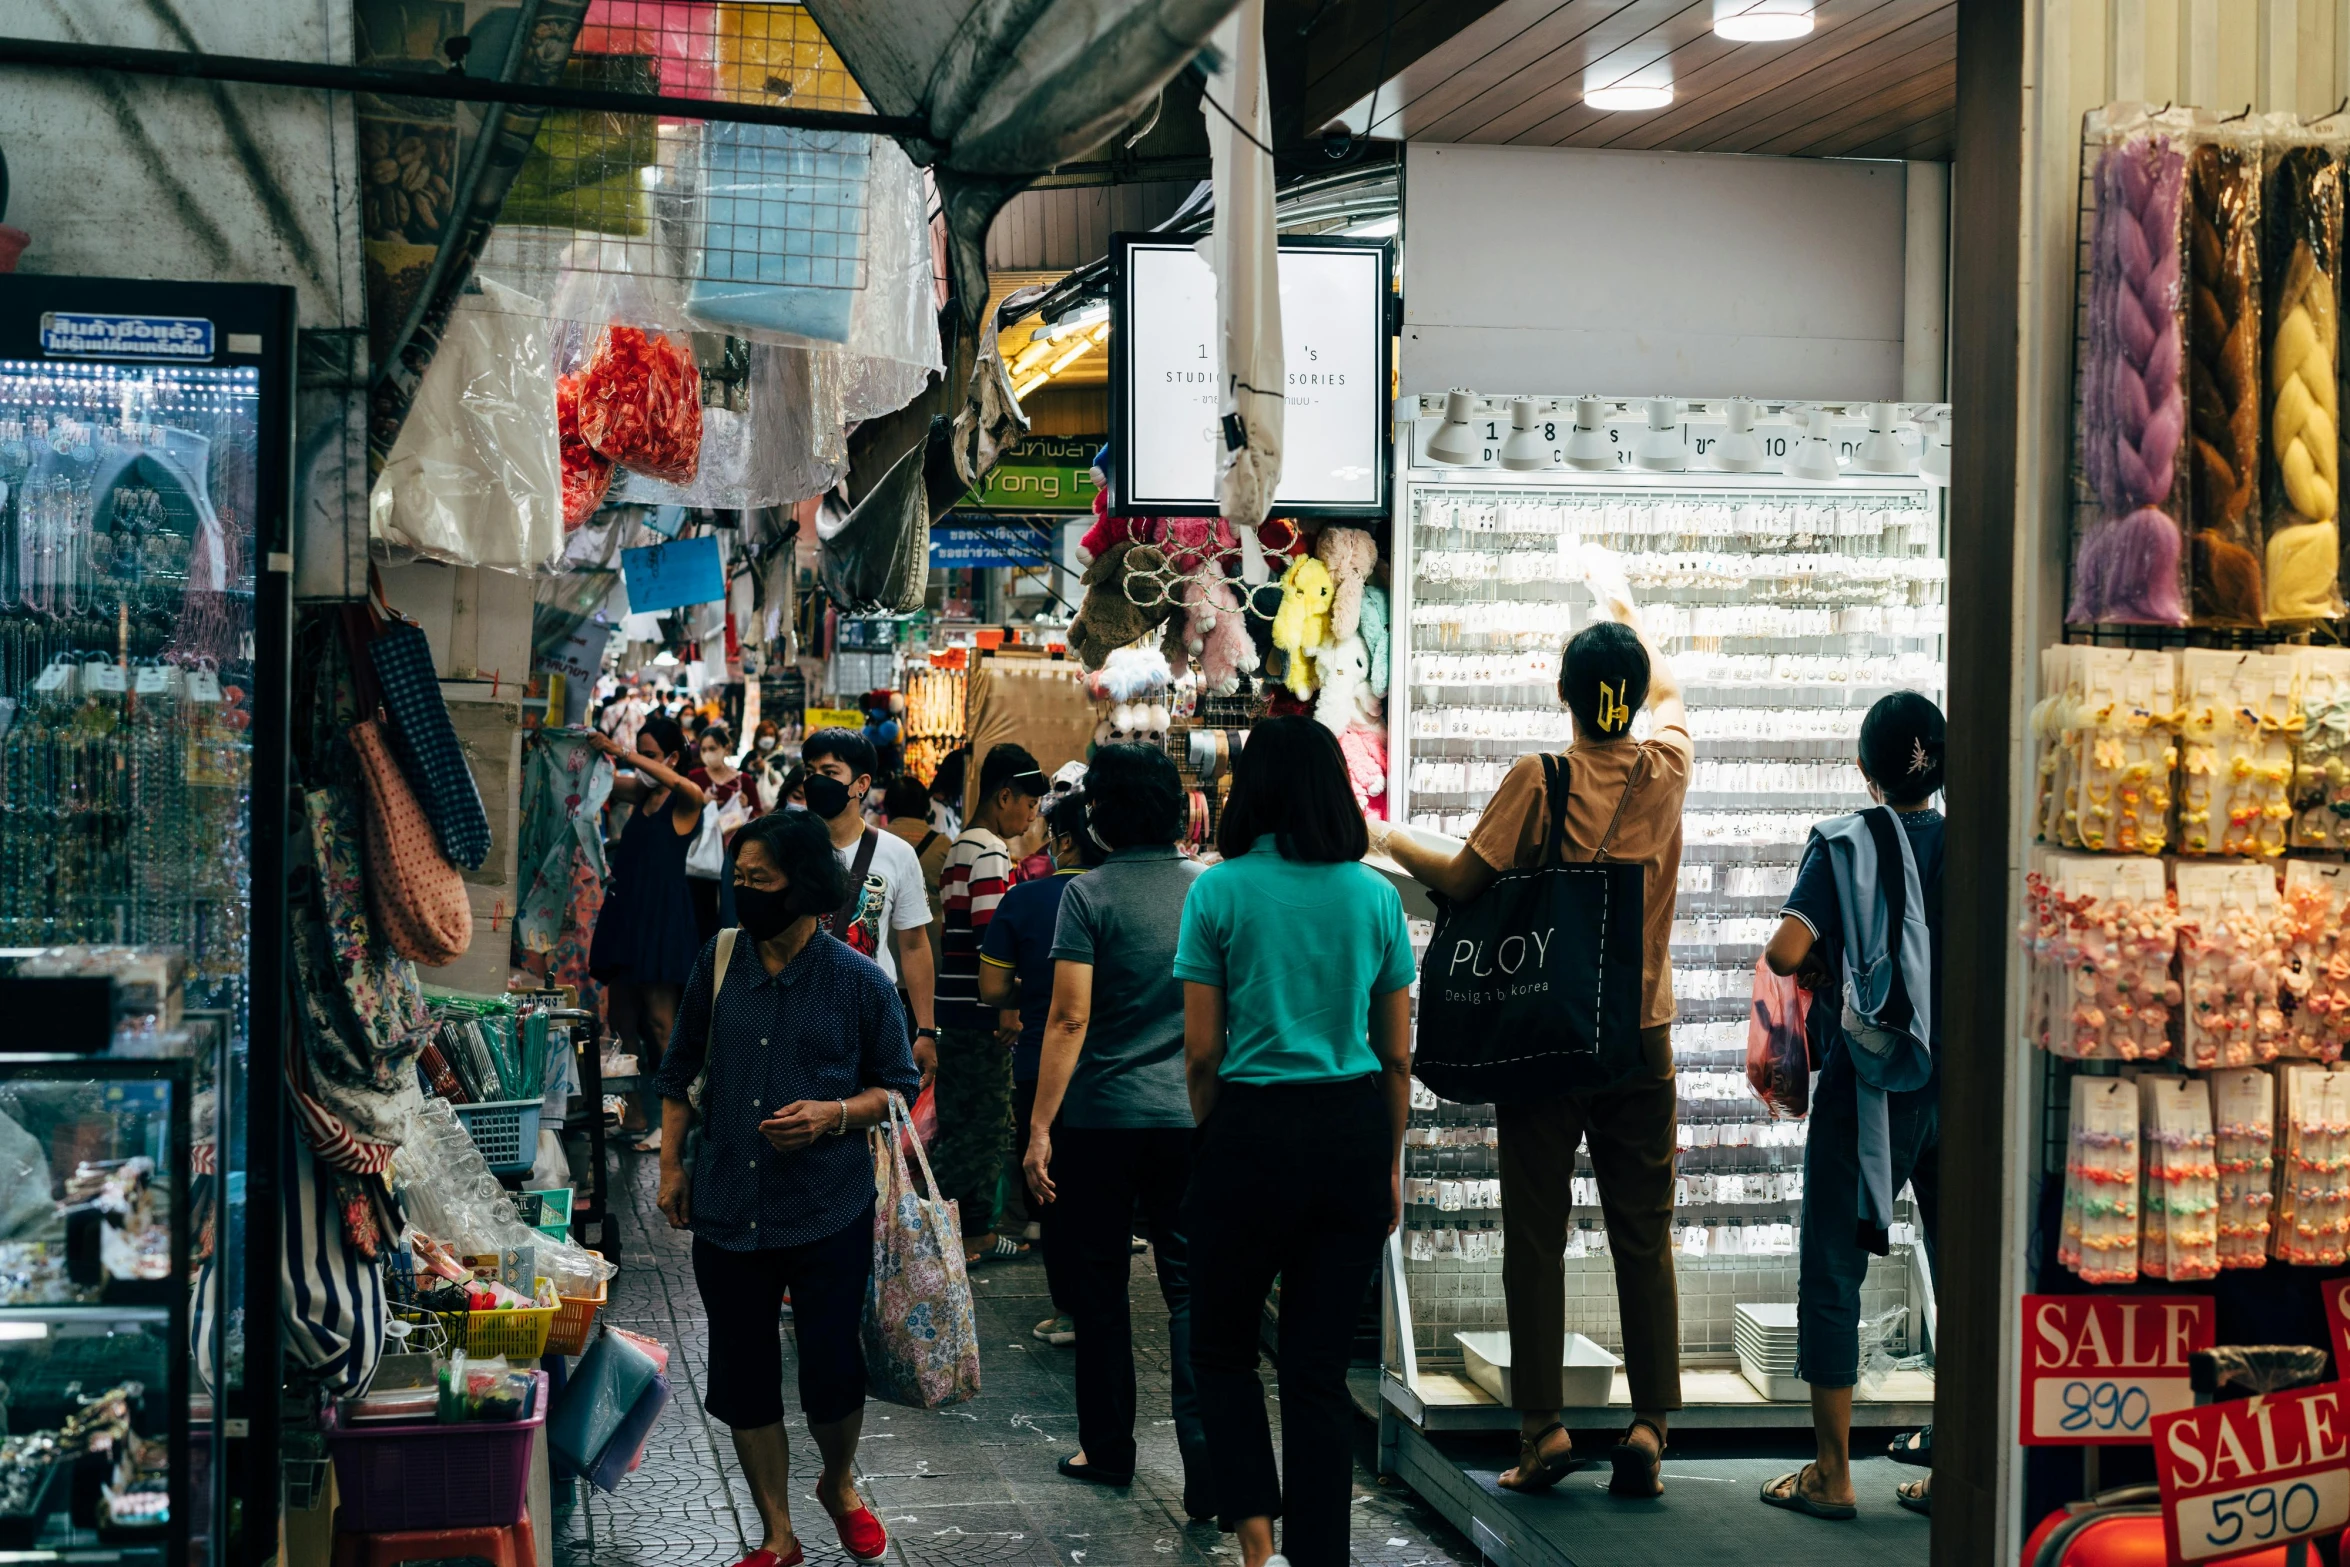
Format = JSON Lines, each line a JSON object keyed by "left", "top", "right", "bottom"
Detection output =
{"left": 2072, "top": 130, "right": 2189, "bottom": 624}
{"left": 2187, "top": 139, "right": 2266, "bottom": 624}
{"left": 2263, "top": 143, "right": 2342, "bottom": 621}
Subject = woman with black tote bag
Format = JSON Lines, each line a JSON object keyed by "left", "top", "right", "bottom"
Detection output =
{"left": 1371, "top": 603, "right": 1693, "bottom": 1501}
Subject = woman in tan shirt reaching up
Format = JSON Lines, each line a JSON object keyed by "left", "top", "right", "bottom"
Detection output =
{"left": 1370, "top": 602, "right": 1690, "bottom": 1502}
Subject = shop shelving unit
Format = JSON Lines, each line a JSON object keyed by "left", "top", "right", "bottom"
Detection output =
{"left": 1377, "top": 409, "right": 1947, "bottom": 1449}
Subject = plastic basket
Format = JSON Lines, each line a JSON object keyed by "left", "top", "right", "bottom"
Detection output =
{"left": 543, "top": 1277, "right": 608, "bottom": 1357}
{"left": 322, "top": 1370, "right": 545, "bottom": 1531}
{"left": 521, "top": 1185, "right": 574, "bottom": 1244}
{"left": 452, "top": 1098, "right": 543, "bottom": 1175}
{"left": 397, "top": 1279, "right": 560, "bottom": 1360}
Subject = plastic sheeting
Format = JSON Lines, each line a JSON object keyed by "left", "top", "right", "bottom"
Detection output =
{"left": 822, "top": 421, "right": 933, "bottom": 614}
{"left": 368, "top": 278, "right": 565, "bottom": 574}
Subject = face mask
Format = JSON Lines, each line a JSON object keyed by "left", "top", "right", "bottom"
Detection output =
{"left": 803, "top": 773, "right": 853, "bottom": 819}
{"left": 756, "top": 736, "right": 777, "bottom": 752}
{"left": 701, "top": 752, "right": 724, "bottom": 771}
{"left": 733, "top": 883, "right": 797, "bottom": 941}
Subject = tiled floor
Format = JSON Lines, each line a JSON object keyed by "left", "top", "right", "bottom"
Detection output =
{"left": 553, "top": 1152, "right": 1476, "bottom": 1567}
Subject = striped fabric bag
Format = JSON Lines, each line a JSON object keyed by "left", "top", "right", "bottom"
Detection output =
{"left": 861, "top": 1091, "right": 980, "bottom": 1408}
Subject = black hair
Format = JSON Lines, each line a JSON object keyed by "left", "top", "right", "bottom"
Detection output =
{"left": 931, "top": 747, "right": 968, "bottom": 801}
{"left": 1044, "top": 790, "right": 1107, "bottom": 867}
{"left": 730, "top": 809, "right": 849, "bottom": 918}
{"left": 803, "top": 726, "right": 877, "bottom": 782}
{"left": 978, "top": 742, "right": 1047, "bottom": 801}
{"left": 639, "top": 714, "right": 685, "bottom": 760}
{"left": 699, "top": 723, "right": 733, "bottom": 752}
{"left": 1559, "top": 621, "right": 1650, "bottom": 741}
{"left": 1083, "top": 744, "right": 1183, "bottom": 850}
{"left": 881, "top": 773, "right": 932, "bottom": 820}
{"left": 1859, "top": 690, "right": 1947, "bottom": 805}
{"left": 1216, "top": 716, "right": 1369, "bottom": 864}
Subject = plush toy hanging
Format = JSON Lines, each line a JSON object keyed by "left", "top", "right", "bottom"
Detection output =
{"left": 1271, "top": 554, "right": 1334, "bottom": 697}
{"left": 2263, "top": 142, "right": 2343, "bottom": 621}
{"left": 2071, "top": 126, "right": 2188, "bottom": 626}
{"left": 1314, "top": 527, "right": 1380, "bottom": 640}
{"left": 1359, "top": 582, "right": 1392, "bottom": 699}
{"left": 577, "top": 324, "right": 705, "bottom": 484}
{"left": 2187, "top": 134, "right": 2264, "bottom": 624}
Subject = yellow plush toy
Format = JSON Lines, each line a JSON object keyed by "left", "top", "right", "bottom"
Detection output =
{"left": 1271, "top": 555, "right": 1334, "bottom": 697}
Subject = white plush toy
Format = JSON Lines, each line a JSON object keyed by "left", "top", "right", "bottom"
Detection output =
{"left": 1313, "top": 636, "right": 1377, "bottom": 735}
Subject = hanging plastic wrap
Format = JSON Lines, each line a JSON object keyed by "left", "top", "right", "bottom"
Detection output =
{"left": 2072, "top": 105, "right": 2192, "bottom": 626}
{"left": 2261, "top": 118, "right": 2344, "bottom": 621}
{"left": 620, "top": 342, "right": 847, "bottom": 509}
{"left": 369, "top": 279, "right": 565, "bottom": 573}
{"left": 393, "top": 1096, "right": 615, "bottom": 1296}
{"left": 2186, "top": 113, "right": 2266, "bottom": 624}
{"left": 834, "top": 140, "right": 945, "bottom": 422}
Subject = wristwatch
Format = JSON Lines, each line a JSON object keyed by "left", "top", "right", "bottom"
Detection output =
{"left": 915, "top": 1027, "right": 938, "bottom": 1040}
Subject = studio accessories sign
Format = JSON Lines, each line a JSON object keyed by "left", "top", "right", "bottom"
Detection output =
{"left": 2018, "top": 1295, "right": 2214, "bottom": 1445}
{"left": 2154, "top": 1383, "right": 2350, "bottom": 1564}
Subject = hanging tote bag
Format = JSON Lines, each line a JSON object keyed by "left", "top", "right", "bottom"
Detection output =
{"left": 684, "top": 802, "right": 727, "bottom": 880}
{"left": 350, "top": 717, "right": 474, "bottom": 965}
{"left": 862, "top": 1090, "right": 981, "bottom": 1408}
{"left": 369, "top": 619, "right": 494, "bottom": 871}
{"left": 1413, "top": 752, "right": 1647, "bottom": 1103}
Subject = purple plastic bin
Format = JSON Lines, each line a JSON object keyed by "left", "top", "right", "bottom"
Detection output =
{"left": 323, "top": 1370, "right": 546, "bottom": 1531}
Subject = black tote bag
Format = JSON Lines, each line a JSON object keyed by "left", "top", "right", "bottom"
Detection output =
{"left": 1413, "top": 753, "right": 1648, "bottom": 1103}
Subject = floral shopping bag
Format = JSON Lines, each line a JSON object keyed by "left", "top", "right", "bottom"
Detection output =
{"left": 862, "top": 1091, "right": 981, "bottom": 1408}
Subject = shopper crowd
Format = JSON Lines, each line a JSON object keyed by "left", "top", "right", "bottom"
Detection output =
{"left": 583, "top": 600, "right": 1945, "bottom": 1567}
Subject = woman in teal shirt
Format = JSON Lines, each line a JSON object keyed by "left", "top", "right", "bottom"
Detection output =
{"left": 1174, "top": 717, "right": 1415, "bottom": 1567}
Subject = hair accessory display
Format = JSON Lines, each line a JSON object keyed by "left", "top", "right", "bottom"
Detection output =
{"left": 2210, "top": 1068, "right": 2276, "bottom": 1266}
{"left": 2033, "top": 646, "right": 2178, "bottom": 854}
{"left": 2140, "top": 1076, "right": 2220, "bottom": 1280}
{"left": 2177, "top": 650, "right": 2298, "bottom": 857}
{"left": 2177, "top": 862, "right": 2291, "bottom": 1067}
{"left": 2272, "top": 1061, "right": 2350, "bottom": 1263}
{"left": 2261, "top": 132, "right": 2344, "bottom": 621}
{"left": 2187, "top": 121, "right": 2267, "bottom": 623}
{"left": 2021, "top": 857, "right": 2179, "bottom": 1061}
{"left": 2073, "top": 111, "right": 2190, "bottom": 626}
{"left": 2291, "top": 647, "right": 2350, "bottom": 848}
{"left": 2062, "top": 1076, "right": 2142, "bottom": 1283}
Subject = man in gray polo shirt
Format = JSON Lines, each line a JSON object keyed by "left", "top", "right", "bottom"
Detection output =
{"left": 1018, "top": 745, "right": 1210, "bottom": 1518}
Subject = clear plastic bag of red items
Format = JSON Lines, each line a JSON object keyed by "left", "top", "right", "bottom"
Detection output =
{"left": 557, "top": 370, "right": 615, "bottom": 530}
{"left": 575, "top": 324, "right": 704, "bottom": 485}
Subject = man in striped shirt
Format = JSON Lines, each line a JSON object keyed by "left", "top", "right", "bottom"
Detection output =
{"left": 933, "top": 743, "right": 1047, "bottom": 1264}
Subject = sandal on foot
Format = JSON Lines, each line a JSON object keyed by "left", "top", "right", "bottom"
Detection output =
{"left": 1886, "top": 1425, "right": 1933, "bottom": 1467}
{"left": 1760, "top": 1466, "right": 1858, "bottom": 1521}
{"left": 1496, "top": 1422, "right": 1585, "bottom": 1493}
{"left": 1896, "top": 1478, "right": 1931, "bottom": 1516}
{"left": 829, "top": 1506, "right": 889, "bottom": 1562}
{"left": 1607, "top": 1418, "right": 1667, "bottom": 1499}
{"left": 967, "top": 1235, "right": 1028, "bottom": 1264}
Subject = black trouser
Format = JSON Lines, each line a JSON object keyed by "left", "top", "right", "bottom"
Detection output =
{"left": 1051, "top": 1124, "right": 1208, "bottom": 1489}
{"left": 691, "top": 1207, "right": 873, "bottom": 1429}
{"left": 1014, "top": 1079, "right": 1072, "bottom": 1314}
{"left": 1184, "top": 1077, "right": 1390, "bottom": 1567}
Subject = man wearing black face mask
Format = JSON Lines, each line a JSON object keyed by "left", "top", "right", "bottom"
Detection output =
{"left": 654, "top": 810, "right": 921, "bottom": 1567}
{"left": 802, "top": 728, "right": 937, "bottom": 1083}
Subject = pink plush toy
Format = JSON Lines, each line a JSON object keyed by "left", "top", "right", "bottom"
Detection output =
{"left": 1339, "top": 723, "right": 1387, "bottom": 817}
{"left": 1184, "top": 573, "right": 1259, "bottom": 696}
{"left": 1162, "top": 515, "right": 1239, "bottom": 574}
{"left": 1315, "top": 526, "right": 1380, "bottom": 641}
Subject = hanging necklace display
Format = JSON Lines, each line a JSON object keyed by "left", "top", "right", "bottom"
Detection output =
{"left": 2211, "top": 1066, "right": 2277, "bottom": 1266}
{"left": 2062, "top": 1075, "right": 2143, "bottom": 1284}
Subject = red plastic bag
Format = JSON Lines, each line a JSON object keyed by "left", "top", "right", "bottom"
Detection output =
{"left": 897, "top": 1081, "right": 937, "bottom": 1161}
{"left": 576, "top": 324, "right": 703, "bottom": 483}
{"left": 1746, "top": 954, "right": 1812, "bottom": 1118}
{"left": 557, "top": 370, "right": 614, "bottom": 529}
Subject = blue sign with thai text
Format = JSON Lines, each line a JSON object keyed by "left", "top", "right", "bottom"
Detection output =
{"left": 39, "top": 312, "right": 216, "bottom": 361}
{"left": 930, "top": 521, "right": 1059, "bottom": 570}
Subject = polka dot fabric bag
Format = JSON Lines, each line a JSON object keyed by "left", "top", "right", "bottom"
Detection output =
{"left": 862, "top": 1090, "right": 981, "bottom": 1408}
{"left": 351, "top": 716, "right": 474, "bottom": 966}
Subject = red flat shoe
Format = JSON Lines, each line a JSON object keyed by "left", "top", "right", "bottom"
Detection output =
{"left": 728, "top": 1548, "right": 802, "bottom": 1567}
{"left": 831, "top": 1506, "right": 888, "bottom": 1562}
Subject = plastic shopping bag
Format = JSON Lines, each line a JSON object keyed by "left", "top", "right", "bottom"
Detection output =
{"left": 862, "top": 1090, "right": 980, "bottom": 1408}
{"left": 1745, "top": 953, "right": 1812, "bottom": 1118}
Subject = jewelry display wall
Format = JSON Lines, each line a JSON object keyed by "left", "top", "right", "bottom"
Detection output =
{"left": 1390, "top": 471, "right": 1946, "bottom": 1383}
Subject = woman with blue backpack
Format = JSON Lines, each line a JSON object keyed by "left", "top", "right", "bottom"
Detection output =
{"left": 1757, "top": 690, "right": 1946, "bottom": 1523}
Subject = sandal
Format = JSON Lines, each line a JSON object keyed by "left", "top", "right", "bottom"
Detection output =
{"left": 1760, "top": 1465, "right": 1858, "bottom": 1521}
{"left": 966, "top": 1235, "right": 1029, "bottom": 1264}
{"left": 1496, "top": 1422, "right": 1585, "bottom": 1493}
{"left": 1607, "top": 1417, "right": 1667, "bottom": 1499}
{"left": 1896, "top": 1477, "right": 1931, "bottom": 1517}
{"left": 1886, "top": 1425, "right": 1933, "bottom": 1467}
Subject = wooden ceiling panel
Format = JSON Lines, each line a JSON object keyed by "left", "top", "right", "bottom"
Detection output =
{"left": 1348, "top": 0, "right": 1953, "bottom": 159}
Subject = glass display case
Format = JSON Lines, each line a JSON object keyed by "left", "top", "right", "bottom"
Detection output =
{"left": 0, "top": 276, "right": 296, "bottom": 1567}
{"left": 0, "top": 1057, "right": 191, "bottom": 1565}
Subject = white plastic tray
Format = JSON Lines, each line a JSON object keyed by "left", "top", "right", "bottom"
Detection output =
{"left": 1457, "top": 1331, "right": 1622, "bottom": 1407}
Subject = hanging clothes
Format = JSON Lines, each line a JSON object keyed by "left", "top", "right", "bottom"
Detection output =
{"left": 518, "top": 729, "right": 615, "bottom": 955}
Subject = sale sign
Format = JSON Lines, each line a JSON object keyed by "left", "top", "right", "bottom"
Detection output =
{"left": 2021, "top": 1295, "right": 2216, "bottom": 1445}
{"left": 2323, "top": 1279, "right": 2350, "bottom": 1376}
{"left": 2153, "top": 1382, "right": 2350, "bottom": 1564}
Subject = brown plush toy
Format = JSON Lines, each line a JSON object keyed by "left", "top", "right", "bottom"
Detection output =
{"left": 1069, "top": 540, "right": 1155, "bottom": 670}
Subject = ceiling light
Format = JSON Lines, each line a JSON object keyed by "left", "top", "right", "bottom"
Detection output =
{"left": 1712, "top": 0, "right": 1814, "bottom": 39}
{"left": 1714, "top": 398, "right": 1767, "bottom": 472}
{"left": 1564, "top": 398, "right": 1616, "bottom": 471}
{"left": 1787, "top": 407, "right": 1842, "bottom": 482}
{"left": 1919, "top": 410, "right": 1951, "bottom": 485}
{"left": 1500, "top": 399, "right": 1557, "bottom": 471}
{"left": 1634, "top": 399, "right": 1685, "bottom": 472}
{"left": 1584, "top": 83, "right": 1674, "bottom": 111}
{"left": 1852, "top": 402, "right": 1911, "bottom": 473}
{"left": 1426, "top": 390, "right": 1484, "bottom": 465}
